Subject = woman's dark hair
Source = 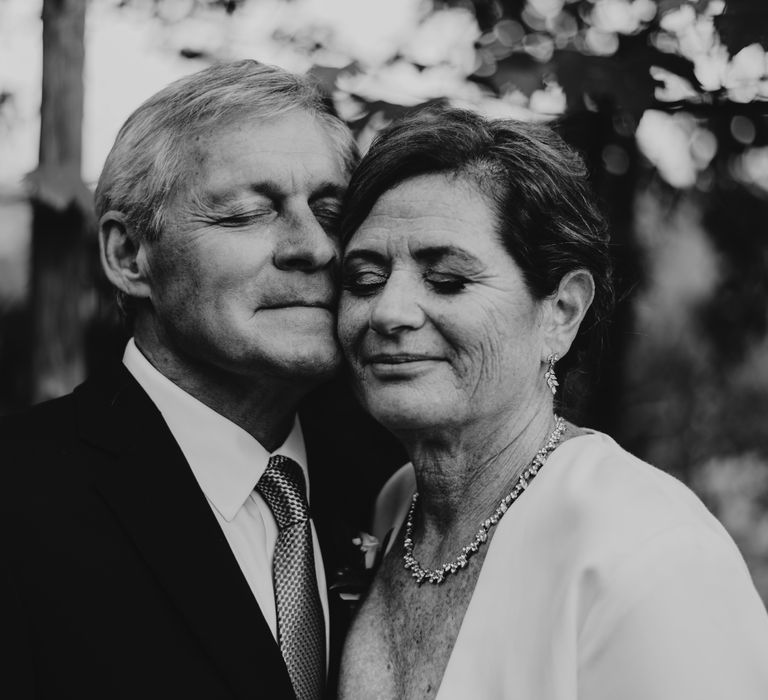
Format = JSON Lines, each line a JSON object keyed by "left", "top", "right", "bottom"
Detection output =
{"left": 340, "top": 106, "right": 614, "bottom": 399}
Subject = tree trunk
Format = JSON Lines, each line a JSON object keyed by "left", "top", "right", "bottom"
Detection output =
{"left": 27, "top": 0, "right": 91, "bottom": 403}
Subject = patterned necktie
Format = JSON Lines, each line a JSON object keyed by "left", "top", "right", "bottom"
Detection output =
{"left": 256, "top": 455, "right": 325, "bottom": 700}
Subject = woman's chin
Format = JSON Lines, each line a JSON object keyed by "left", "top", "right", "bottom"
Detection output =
{"left": 362, "top": 397, "right": 449, "bottom": 434}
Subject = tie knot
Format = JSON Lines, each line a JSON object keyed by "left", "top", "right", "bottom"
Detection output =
{"left": 256, "top": 455, "right": 310, "bottom": 530}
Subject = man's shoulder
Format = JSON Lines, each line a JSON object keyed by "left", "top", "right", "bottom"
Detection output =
{"left": 0, "top": 392, "right": 82, "bottom": 516}
{"left": 0, "top": 365, "right": 137, "bottom": 485}
{"left": 0, "top": 391, "right": 77, "bottom": 443}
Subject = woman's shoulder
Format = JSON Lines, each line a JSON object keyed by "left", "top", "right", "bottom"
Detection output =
{"left": 539, "top": 430, "right": 741, "bottom": 563}
{"left": 550, "top": 431, "right": 707, "bottom": 510}
{"left": 546, "top": 433, "right": 768, "bottom": 673}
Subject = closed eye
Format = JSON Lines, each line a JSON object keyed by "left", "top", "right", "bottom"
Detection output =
{"left": 426, "top": 274, "right": 468, "bottom": 295}
{"left": 311, "top": 200, "right": 342, "bottom": 236}
{"left": 213, "top": 209, "right": 275, "bottom": 228}
{"left": 342, "top": 269, "right": 388, "bottom": 296}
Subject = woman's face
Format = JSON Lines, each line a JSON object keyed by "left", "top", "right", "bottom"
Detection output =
{"left": 339, "top": 173, "right": 549, "bottom": 433}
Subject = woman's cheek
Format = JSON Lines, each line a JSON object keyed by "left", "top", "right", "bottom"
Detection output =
{"left": 337, "top": 298, "right": 365, "bottom": 360}
{"left": 452, "top": 320, "right": 504, "bottom": 399}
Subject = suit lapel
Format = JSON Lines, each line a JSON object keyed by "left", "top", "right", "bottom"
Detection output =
{"left": 75, "top": 367, "right": 295, "bottom": 700}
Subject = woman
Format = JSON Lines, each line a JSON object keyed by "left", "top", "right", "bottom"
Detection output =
{"left": 336, "top": 108, "right": 768, "bottom": 700}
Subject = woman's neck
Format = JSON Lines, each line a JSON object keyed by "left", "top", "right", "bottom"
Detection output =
{"left": 398, "top": 409, "right": 560, "bottom": 542}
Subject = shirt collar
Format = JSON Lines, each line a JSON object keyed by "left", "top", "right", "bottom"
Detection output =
{"left": 122, "top": 338, "right": 309, "bottom": 522}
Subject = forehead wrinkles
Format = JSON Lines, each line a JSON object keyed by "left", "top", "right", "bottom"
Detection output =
{"left": 178, "top": 144, "right": 346, "bottom": 217}
{"left": 192, "top": 144, "right": 336, "bottom": 189}
{"left": 349, "top": 202, "right": 496, "bottom": 267}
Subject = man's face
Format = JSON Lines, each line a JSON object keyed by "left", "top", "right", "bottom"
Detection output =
{"left": 138, "top": 110, "right": 349, "bottom": 388}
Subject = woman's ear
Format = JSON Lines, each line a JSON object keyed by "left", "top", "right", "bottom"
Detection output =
{"left": 99, "top": 211, "right": 152, "bottom": 301}
{"left": 543, "top": 269, "right": 595, "bottom": 360}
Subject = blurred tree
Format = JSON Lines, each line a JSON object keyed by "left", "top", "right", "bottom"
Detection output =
{"left": 23, "top": 0, "right": 94, "bottom": 403}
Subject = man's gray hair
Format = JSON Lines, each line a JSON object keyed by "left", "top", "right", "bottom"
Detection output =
{"left": 95, "top": 59, "right": 358, "bottom": 241}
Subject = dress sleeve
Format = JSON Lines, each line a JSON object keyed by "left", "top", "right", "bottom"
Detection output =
{"left": 577, "top": 523, "right": 768, "bottom": 700}
{"left": 371, "top": 463, "right": 416, "bottom": 551}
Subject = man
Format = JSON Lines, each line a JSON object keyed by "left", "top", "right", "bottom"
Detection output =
{"left": 1, "top": 60, "right": 401, "bottom": 699}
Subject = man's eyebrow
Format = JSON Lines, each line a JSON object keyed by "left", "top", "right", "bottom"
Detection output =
{"left": 200, "top": 180, "right": 345, "bottom": 209}
{"left": 196, "top": 182, "right": 279, "bottom": 210}
{"left": 310, "top": 182, "right": 346, "bottom": 201}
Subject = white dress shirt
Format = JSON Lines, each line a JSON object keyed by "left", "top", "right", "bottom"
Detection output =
{"left": 123, "top": 338, "right": 329, "bottom": 657}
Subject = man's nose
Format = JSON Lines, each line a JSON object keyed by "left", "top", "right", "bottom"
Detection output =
{"left": 274, "top": 208, "right": 338, "bottom": 272}
{"left": 369, "top": 273, "right": 425, "bottom": 335}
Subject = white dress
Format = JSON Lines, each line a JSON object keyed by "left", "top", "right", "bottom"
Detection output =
{"left": 372, "top": 431, "right": 768, "bottom": 700}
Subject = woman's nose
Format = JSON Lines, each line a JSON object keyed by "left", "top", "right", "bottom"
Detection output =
{"left": 369, "top": 274, "right": 425, "bottom": 335}
{"left": 274, "top": 209, "right": 338, "bottom": 272}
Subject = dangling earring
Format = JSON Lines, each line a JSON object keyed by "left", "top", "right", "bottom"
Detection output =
{"left": 544, "top": 353, "right": 559, "bottom": 395}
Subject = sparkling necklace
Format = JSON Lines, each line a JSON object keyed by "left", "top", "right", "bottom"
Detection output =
{"left": 402, "top": 415, "right": 567, "bottom": 585}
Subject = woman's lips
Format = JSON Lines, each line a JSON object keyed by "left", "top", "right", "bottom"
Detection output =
{"left": 365, "top": 353, "right": 435, "bottom": 363}
{"left": 364, "top": 354, "right": 442, "bottom": 377}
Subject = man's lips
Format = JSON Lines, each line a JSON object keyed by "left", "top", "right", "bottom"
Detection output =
{"left": 261, "top": 301, "right": 333, "bottom": 311}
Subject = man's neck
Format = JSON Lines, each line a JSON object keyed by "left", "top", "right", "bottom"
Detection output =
{"left": 133, "top": 338, "right": 311, "bottom": 453}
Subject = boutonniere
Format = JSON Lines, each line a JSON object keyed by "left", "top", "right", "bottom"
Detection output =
{"left": 329, "top": 529, "right": 393, "bottom": 606}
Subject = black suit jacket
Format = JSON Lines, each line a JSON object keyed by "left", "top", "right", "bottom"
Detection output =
{"left": 0, "top": 364, "right": 403, "bottom": 699}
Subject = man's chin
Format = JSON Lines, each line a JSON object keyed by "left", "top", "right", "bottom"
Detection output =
{"left": 263, "top": 344, "right": 342, "bottom": 381}
{"left": 288, "top": 352, "right": 341, "bottom": 379}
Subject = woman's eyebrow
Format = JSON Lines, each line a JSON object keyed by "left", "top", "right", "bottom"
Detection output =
{"left": 414, "top": 245, "right": 483, "bottom": 268}
{"left": 344, "top": 245, "right": 484, "bottom": 269}
{"left": 342, "top": 249, "right": 388, "bottom": 266}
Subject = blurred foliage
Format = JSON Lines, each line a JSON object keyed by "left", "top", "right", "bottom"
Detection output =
{"left": 0, "top": 0, "right": 766, "bottom": 595}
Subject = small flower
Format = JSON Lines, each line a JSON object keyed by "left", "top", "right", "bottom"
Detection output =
{"left": 352, "top": 531, "right": 381, "bottom": 569}
{"left": 329, "top": 529, "right": 393, "bottom": 604}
